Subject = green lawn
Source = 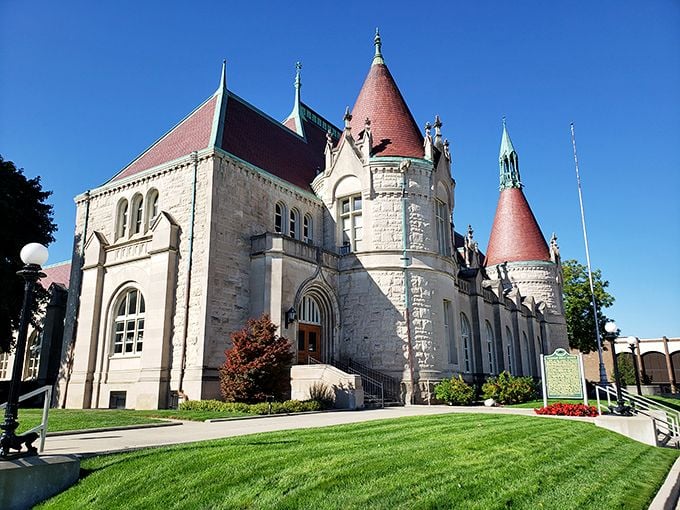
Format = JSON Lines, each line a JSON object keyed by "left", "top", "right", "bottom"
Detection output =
{"left": 38, "top": 414, "right": 678, "bottom": 510}
{"left": 648, "top": 395, "right": 680, "bottom": 412}
{"left": 16, "top": 408, "right": 248, "bottom": 434}
{"left": 506, "top": 399, "right": 585, "bottom": 409}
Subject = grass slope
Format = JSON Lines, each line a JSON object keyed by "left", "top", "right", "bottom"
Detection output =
{"left": 39, "top": 414, "right": 678, "bottom": 510}
{"left": 17, "top": 409, "right": 248, "bottom": 433}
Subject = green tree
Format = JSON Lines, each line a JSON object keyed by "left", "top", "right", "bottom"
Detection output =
{"left": 219, "top": 314, "right": 293, "bottom": 403}
{"left": 0, "top": 156, "right": 56, "bottom": 353}
{"left": 562, "top": 259, "right": 615, "bottom": 353}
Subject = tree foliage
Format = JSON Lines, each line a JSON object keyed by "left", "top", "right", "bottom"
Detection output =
{"left": 219, "top": 314, "right": 293, "bottom": 403}
{"left": 562, "top": 259, "right": 615, "bottom": 353}
{"left": 0, "top": 156, "right": 56, "bottom": 353}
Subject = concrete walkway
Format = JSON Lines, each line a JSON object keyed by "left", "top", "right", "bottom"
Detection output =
{"left": 44, "top": 405, "right": 559, "bottom": 456}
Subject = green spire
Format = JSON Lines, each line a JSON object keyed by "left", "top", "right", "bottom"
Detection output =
{"left": 499, "top": 118, "right": 521, "bottom": 189}
{"left": 373, "top": 28, "right": 385, "bottom": 65}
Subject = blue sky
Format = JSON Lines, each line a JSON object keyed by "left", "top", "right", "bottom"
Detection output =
{"left": 1, "top": 1, "right": 678, "bottom": 337}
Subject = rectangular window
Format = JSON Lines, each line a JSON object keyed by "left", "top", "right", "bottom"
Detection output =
{"left": 109, "top": 391, "right": 127, "bottom": 409}
{"left": 339, "top": 195, "right": 363, "bottom": 252}
{"left": 436, "top": 200, "right": 450, "bottom": 256}
{"left": 444, "top": 300, "right": 457, "bottom": 364}
{"left": 0, "top": 351, "right": 10, "bottom": 379}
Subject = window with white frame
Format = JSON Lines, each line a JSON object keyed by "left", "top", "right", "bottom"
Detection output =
{"left": 131, "top": 194, "right": 144, "bottom": 235}
{"left": 506, "top": 326, "right": 514, "bottom": 374}
{"left": 275, "top": 202, "right": 286, "bottom": 234}
{"left": 461, "top": 313, "right": 471, "bottom": 372}
{"left": 444, "top": 300, "right": 457, "bottom": 364}
{"left": 24, "top": 330, "right": 41, "bottom": 380}
{"left": 485, "top": 321, "right": 495, "bottom": 374}
{"left": 289, "top": 208, "right": 299, "bottom": 239}
{"left": 435, "top": 199, "right": 450, "bottom": 256}
{"left": 303, "top": 214, "right": 312, "bottom": 243}
{"left": 340, "top": 195, "right": 362, "bottom": 251}
{"left": 116, "top": 199, "right": 129, "bottom": 240}
{"left": 113, "top": 289, "right": 145, "bottom": 355}
{"left": 146, "top": 189, "right": 159, "bottom": 229}
{"left": 0, "top": 351, "right": 10, "bottom": 379}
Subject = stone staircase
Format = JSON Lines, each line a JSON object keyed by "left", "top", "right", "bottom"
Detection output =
{"left": 329, "top": 358, "right": 403, "bottom": 407}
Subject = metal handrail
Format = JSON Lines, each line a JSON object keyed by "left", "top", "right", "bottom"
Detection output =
{"left": 595, "top": 384, "right": 679, "bottom": 446}
{"left": 306, "top": 356, "right": 385, "bottom": 407}
{"left": 0, "top": 385, "right": 52, "bottom": 452}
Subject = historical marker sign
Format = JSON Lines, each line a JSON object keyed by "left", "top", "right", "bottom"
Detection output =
{"left": 540, "top": 348, "right": 588, "bottom": 407}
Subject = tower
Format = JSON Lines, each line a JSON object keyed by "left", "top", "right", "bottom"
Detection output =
{"left": 485, "top": 121, "right": 568, "bottom": 353}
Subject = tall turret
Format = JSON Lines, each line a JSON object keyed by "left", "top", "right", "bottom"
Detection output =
{"left": 485, "top": 121, "right": 567, "bottom": 352}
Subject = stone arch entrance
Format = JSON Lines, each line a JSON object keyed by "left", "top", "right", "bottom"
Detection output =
{"left": 294, "top": 281, "right": 339, "bottom": 364}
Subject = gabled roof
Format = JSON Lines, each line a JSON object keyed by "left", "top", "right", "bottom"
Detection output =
{"left": 484, "top": 188, "right": 550, "bottom": 266}
{"left": 111, "top": 95, "right": 218, "bottom": 182}
{"left": 345, "top": 33, "right": 423, "bottom": 158}
{"left": 220, "top": 94, "right": 331, "bottom": 190}
{"left": 40, "top": 260, "right": 71, "bottom": 290}
{"left": 108, "top": 63, "right": 338, "bottom": 191}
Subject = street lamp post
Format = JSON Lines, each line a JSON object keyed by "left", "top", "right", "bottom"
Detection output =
{"left": 604, "top": 321, "right": 632, "bottom": 416}
{"left": 628, "top": 338, "right": 643, "bottom": 396}
{"left": 0, "top": 243, "right": 48, "bottom": 458}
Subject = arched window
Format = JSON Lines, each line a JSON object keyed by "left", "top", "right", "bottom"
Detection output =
{"left": 461, "top": 313, "right": 471, "bottom": 372}
{"left": 24, "top": 330, "right": 41, "bottom": 380}
{"left": 506, "top": 326, "right": 514, "bottom": 374}
{"left": 300, "top": 295, "right": 321, "bottom": 325}
{"left": 113, "top": 288, "right": 145, "bottom": 355}
{"left": 303, "top": 214, "right": 312, "bottom": 243}
{"left": 523, "top": 332, "right": 530, "bottom": 375}
{"left": 485, "top": 321, "right": 495, "bottom": 374}
{"left": 146, "top": 189, "right": 159, "bottom": 229}
{"left": 116, "top": 199, "right": 129, "bottom": 240}
{"left": 443, "top": 300, "right": 457, "bottom": 364}
{"left": 289, "top": 208, "right": 300, "bottom": 239}
{"left": 275, "top": 202, "right": 286, "bottom": 234}
{"left": 131, "top": 194, "right": 144, "bottom": 235}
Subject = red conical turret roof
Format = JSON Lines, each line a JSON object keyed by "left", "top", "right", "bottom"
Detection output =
{"left": 485, "top": 187, "right": 550, "bottom": 266}
{"left": 347, "top": 31, "right": 423, "bottom": 158}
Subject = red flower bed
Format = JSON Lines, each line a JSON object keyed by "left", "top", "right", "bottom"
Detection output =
{"left": 534, "top": 403, "right": 599, "bottom": 417}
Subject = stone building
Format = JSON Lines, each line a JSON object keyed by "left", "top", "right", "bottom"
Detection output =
{"left": 57, "top": 33, "right": 569, "bottom": 409}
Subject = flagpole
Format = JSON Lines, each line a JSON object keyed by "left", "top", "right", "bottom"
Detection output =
{"left": 570, "top": 123, "right": 608, "bottom": 386}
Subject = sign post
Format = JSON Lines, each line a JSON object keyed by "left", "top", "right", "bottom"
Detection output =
{"left": 540, "top": 348, "right": 588, "bottom": 407}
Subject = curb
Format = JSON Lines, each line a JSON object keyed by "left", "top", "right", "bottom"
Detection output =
{"left": 204, "top": 409, "right": 348, "bottom": 423}
{"left": 46, "top": 420, "right": 182, "bottom": 437}
{"left": 648, "top": 455, "right": 680, "bottom": 510}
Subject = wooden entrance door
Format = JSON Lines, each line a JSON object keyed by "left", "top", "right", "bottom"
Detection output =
{"left": 297, "top": 323, "right": 322, "bottom": 364}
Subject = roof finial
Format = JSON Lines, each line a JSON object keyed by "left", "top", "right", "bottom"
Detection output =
{"left": 218, "top": 59, "right": 227, "bottom": 91}
{"left": 373, "top": 28, "right": 385, "bottom": 65}
{"left": 343, "top": 106, "right": 352, "bottom": 131}
{"left": 295, "top": 61, "right": 302, "bottom": 90}
{"left": 499, "top": 119, "right": 521, "bottom": 189}
{"left": 502, "top": 116, "right": 506, "bottom": 128}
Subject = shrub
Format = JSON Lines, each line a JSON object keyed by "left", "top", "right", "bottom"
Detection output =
{"left": 178, "top": 398, "right": 322, "bottom": 415}
{"left": 308, "top": 382, "right": 335, "bottom": 409}
{"left": 434, "top": 375, "right": 476, "bottom": 405}
{"left": 219, "top": 314, "right": 293, "bottom": 403}
{"left": 535, "top": 403, "right": 598, "bottom": 417}
{"left": 482, "top": 371, "right": 537, "bottom": 405}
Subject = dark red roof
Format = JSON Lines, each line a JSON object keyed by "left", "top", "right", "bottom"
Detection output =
{"left": 112, "top": 96, "right": 218, "bottom": 182}
{"left": 220, "top": 94, "right": 327, "bottom": 190}
{"left": 347, "top": 63, "right": 423, "bottom": 158}
{"left": 485, "top": 188, "right": 550, "bottom": 266}
{"left": 40, "top": 261, "right": 71, "bottom": 290}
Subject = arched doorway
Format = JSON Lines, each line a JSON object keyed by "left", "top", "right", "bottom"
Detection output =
{"left": 297, "top": 295, "right": 322, "bottom": 364}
